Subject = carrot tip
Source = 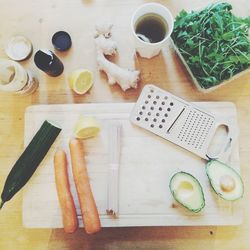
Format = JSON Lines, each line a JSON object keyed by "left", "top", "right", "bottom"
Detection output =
{"left": 85, "top": 226, "right": 101, "bottom": 234}
{"left": 64, "top": 228, "right": 78, "bottom": 234}
{"left": 55, "top": 149, "right": 66, "bottom": 155}
{"left": 69, "top": 138, "right": 79, "bottom": 144}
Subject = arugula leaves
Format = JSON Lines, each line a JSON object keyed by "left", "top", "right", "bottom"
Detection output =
{"left": 171, "top": 2, "right": 250, "bottom": 89}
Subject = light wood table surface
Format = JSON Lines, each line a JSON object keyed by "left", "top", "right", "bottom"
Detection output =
{"left": 0, "top": 0, "right": 249, "bottom": 249}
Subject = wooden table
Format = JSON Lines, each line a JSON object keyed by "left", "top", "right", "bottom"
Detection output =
{"left": 0, "top": 0, "right": 249, "bottom": 249}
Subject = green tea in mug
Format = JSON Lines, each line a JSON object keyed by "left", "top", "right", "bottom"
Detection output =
{"left": 135, "top": 13, "right": 168, "bottom": 43}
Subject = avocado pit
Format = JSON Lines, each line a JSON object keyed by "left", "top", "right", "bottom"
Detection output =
{"left": 220, "top": 175, "right": 236, "bottom": 192}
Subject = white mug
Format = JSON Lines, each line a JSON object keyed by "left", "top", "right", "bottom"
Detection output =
{"left": 131, "top": 3, "right": 174, "bottom": 59}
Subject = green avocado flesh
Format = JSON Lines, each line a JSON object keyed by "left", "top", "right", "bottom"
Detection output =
{"left": 206, "top": 160, "right": 244, "bottom": 201}
{"left": 169, "top": 172, "right": 205, "bottom": 213}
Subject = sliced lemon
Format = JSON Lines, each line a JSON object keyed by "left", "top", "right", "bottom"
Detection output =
{"left": 68, "top": 69, "right": 93, "bottom": 95}
{"left": 73, "top": 115, "right": 100, "bottom": 139}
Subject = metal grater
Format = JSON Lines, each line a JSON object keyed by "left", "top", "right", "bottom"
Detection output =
{"left": 130, "top": 85, "right": 234, "bottom": 160}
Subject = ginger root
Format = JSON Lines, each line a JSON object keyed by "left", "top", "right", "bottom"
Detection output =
{"left": 97, "top": 53, "right": 139, "bottom": 91}
{"left": 94, "top": 23, "right": 140, "bottom": 91}
{"left": 95, "top": 35, "right": 117, "bottom": 56}
{"left": 94, "top": 22, "right": 113, "bottom": 38}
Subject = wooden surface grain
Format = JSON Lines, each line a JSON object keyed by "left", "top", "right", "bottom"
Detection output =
{"left": 0, "top": 0, "right": 249, "bottom": 249}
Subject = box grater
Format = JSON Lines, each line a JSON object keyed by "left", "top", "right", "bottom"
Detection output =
{"left": 130, "top": 85, "right": 235, "bottom": 160}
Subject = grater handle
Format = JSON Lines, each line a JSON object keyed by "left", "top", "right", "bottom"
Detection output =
{"left": 206, "top": 122, "right": 236, "bottom": 162}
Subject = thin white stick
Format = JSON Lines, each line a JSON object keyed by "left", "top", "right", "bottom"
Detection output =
{"left": 107, "top": 121, "right": 121, "bottom": 216}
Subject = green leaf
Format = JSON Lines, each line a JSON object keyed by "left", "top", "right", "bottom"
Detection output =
{"left": 229, "top": 55, "right": 250, "bottom": 64}
{"left": 214, "top": 54, "right": 224, "bottom": 62}
{"left": 186, "top": 39, "right": 194, "bottom": 46}
{"left": 190, "top": 56, "right": 200, "bottom": 63}
{"left": 177, "top": 31, "right": 188, "bottom": 38}
{"left": 222, "top": 32, "right": 234, "bottom": 40}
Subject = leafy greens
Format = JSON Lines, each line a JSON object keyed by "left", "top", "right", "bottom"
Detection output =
{"left": 171, "top": 2, "right": 250, "bottom": 89}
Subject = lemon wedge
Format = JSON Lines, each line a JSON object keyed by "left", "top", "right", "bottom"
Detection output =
{"left": 68, "top": 69, "right": 93, "bottom": 95}
{"left": 73, "top": 115, "right": 100, "bottom": 139}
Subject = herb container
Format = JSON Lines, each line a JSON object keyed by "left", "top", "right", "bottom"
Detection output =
{"left": 171, "top": 2, "right": 250, "bottom": 93}
{"left": 171, "top": 40, "right": 250, "bottom": 93}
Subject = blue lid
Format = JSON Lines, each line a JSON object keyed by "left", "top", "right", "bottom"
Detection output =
{"left": 52, "top": 31, "right": 72, "bottom": 51}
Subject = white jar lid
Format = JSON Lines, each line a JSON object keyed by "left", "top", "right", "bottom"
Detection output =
{"left": 5, "top": 36, "right": 33, "bottom": 61}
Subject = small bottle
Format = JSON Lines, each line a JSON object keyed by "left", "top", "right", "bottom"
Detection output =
{"left": 0, "top": 59, "right": 38, "bottom": 95}
{"left": 34, "top": 49, "right": 64, "bottom": 77}
{"left": 16, "top": 70, "right": 39, "bottom": 95}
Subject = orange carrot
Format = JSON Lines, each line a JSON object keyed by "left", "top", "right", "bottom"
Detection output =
{"left": 54, "top": 149, "right": 78, "bottom": 233}
{"left": 69, "top": 138, "right": 101, "bottom": 234}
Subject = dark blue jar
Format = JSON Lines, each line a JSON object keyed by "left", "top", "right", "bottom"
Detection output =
{"left": 34, "top": 49, "right": 64, "bottom": 77}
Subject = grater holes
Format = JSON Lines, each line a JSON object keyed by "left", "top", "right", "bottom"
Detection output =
{"left": 170, "top": 102, "right": 174, "bottom": 106}
{"left": 148, "top": 95, "right": 151, "bottom": 99}
{"left": 175, "top": 109, "right": 215, "bottom": 151}
{"left": 159, "top": 107, "right": 163, "bottom": 111}
{"left": 195, "top": 116, "right": 210, "bottom": 149}
{"left": 164, "top": 96, "right": 168, "bottom": 100}
{"left": 167, "top": 108, "right": 171, "bottom": 112}
{"left": 191, "top": 113, "right": 202, "bottom": 147}
{"left": 194, "top": 114, "right": 202, "bottom": 149}
{"left": 156, "top": 95, "right": 160, "bottom": 99}
{"left": 156, "top": 113, "right": 160, "bottom": 117}
{"left": 145, "top": 117, "right": 149, "bottom": 122}
{"left": 179, "top": 110, "right": 195, "bottom": 142}
{"left": 145, "top": 100, "right": 149, "bottom": 104}
{"left": 142, "top": 106, "right": 146, "bottom": 110}
{"left": 164, "top": 113, "right": 168, "bottom": 117}
{"left": 139, "top": 111, "right": 143, "bottom": 115}
{"left": 198, "top": 119, "right": 214, "bottom": 149}
{"left": 161, "top": 101, "right": 165, "bottom": 105}
{"left": 148, "top": 112, "right": 151, "bottom": 116}
{"left": 159, "top": 125, "right": 163, "bottom": 129}
{"left": 153, "top": 118, "right": 157, "bottom": 122}
{"left": 153, "top": 101, "right": 157, "bottom": 105}
{"left": 178, "top": 119, "right": 187, "bottom": 139}
{"left": 194, "top": 115, "right": 206, "bottom": 148}
{"left": 150, "top": 124, "right": 154, "bottom": 128}
{"left": 184, "top": 111, "right": 195, "bottom": 143}
{"left": 150, "top": 106, "right": 154, "bottom": 111}
{"left": 150, "top": 89, "right": 154, "bottom": 93}
{"left": 136, "top": 117, "right": 140, "bottom": 121}
{"left": 188, "top": 112, "right": 199, "bottom": 145}
{"left": 162, "top": 119, "right": 166, "bottom": 123}
{"left": 178, "top": 114, "right": 190, "bottom": 139}
{"left": 187, "top": 123, "right": 195, "bottom": 144}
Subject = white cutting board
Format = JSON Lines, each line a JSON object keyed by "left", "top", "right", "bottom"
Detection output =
{"left": 23, "top": 102, "right": 242, "bottom": 228}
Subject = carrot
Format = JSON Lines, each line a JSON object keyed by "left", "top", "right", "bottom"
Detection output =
{"left": 54, "top": 149, "right": 78, "bottom": 233}
{"left": 69, "top": 138, "right": 101, "bottom": 234}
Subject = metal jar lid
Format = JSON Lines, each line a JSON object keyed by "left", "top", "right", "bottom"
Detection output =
{"left": 52, "top": 31, "right": 72, "bottom": 51}
{"left": 5, "top": 36, "right": 33, "bottom": 61}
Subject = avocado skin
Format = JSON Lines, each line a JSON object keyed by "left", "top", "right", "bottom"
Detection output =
{"left": 169, "top": 171, "right": 205, "bottom": 213}
{"left": 205, "top": 160, "right": 244, "bottom": 201}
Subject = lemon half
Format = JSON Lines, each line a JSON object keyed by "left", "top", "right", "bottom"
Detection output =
{"left": 68, "top": 69, "right": 93, "bottom": 95}
{"left": 73, "top": 115, "right": 100, "bottom": 139}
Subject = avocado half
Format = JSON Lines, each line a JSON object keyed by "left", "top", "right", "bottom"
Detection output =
{"left": 206, "top": 160, "right": 244, "bottom": 201}
{"left": 169, "top": 172, "right": 205, "bottom": 213}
